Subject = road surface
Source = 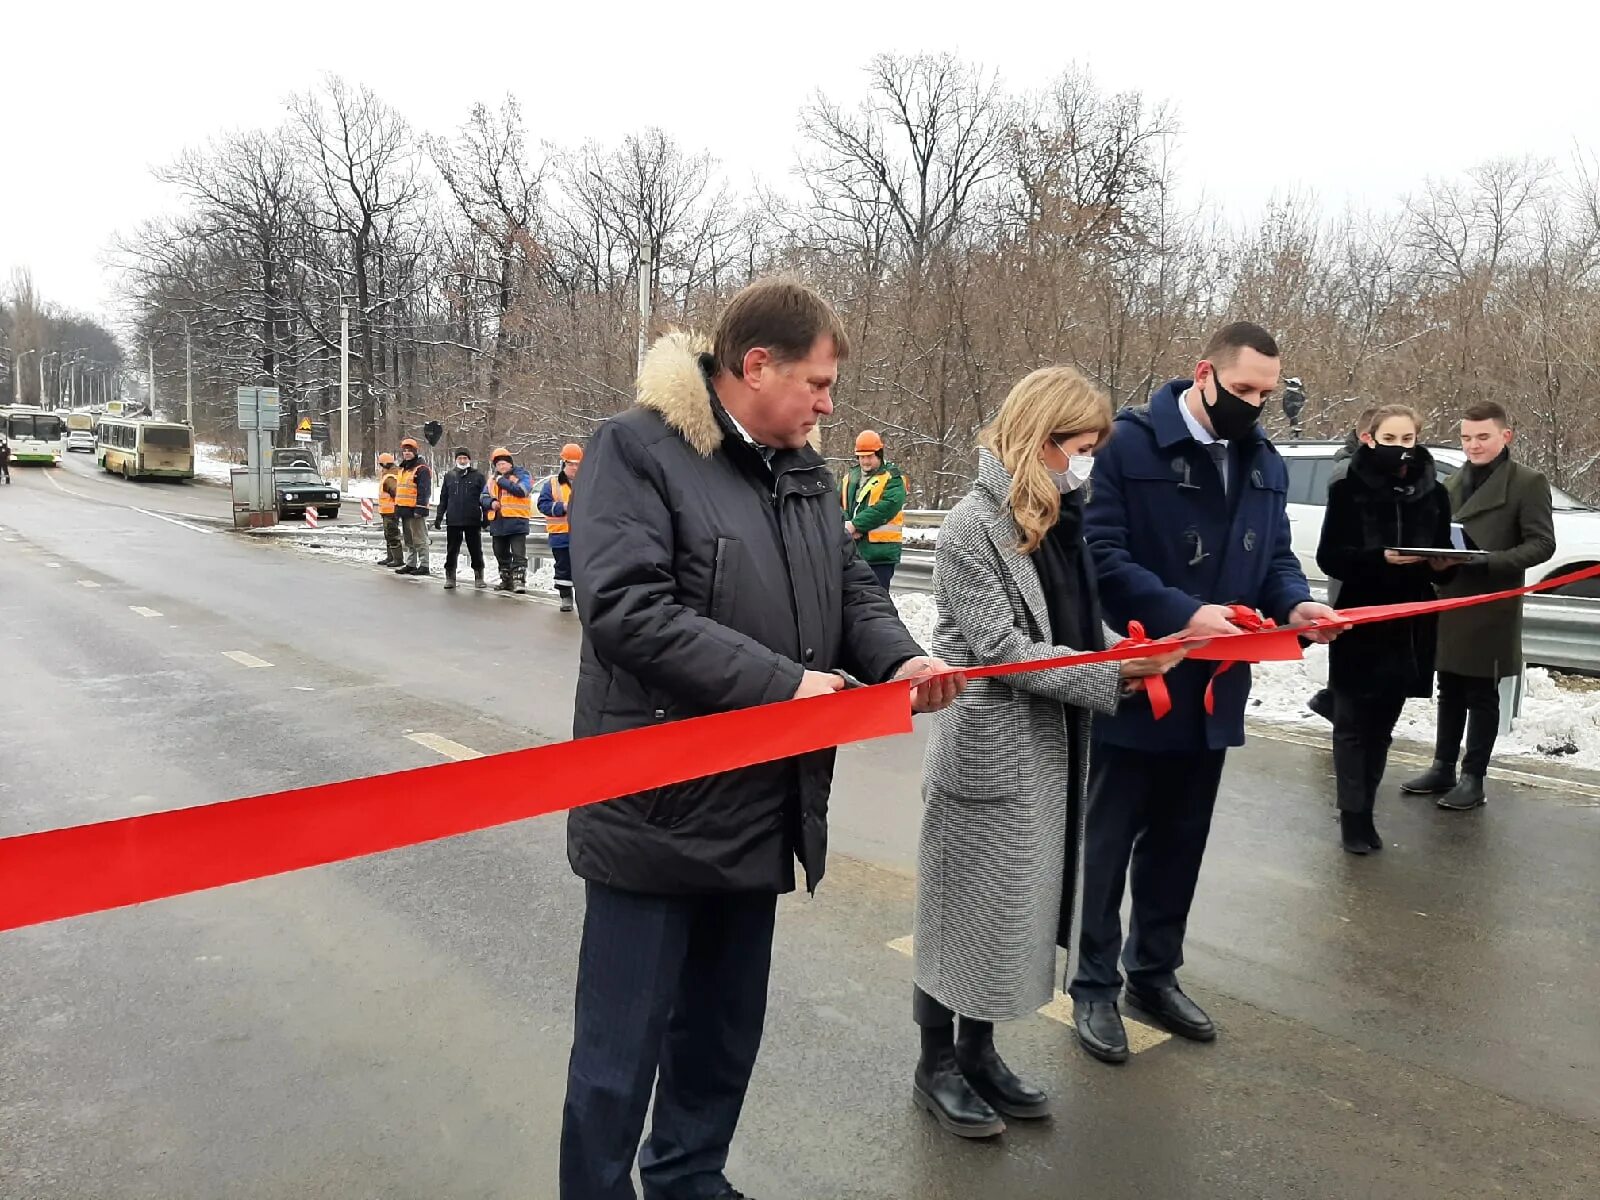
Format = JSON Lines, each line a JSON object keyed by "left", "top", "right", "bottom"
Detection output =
{"left": 1, "top": 461, "right": 1596, "bottom": 1199}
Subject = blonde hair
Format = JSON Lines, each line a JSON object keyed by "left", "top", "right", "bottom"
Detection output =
{"left": 981, "top": 366, "right": 1114, "bottom": 554}
{"left": 1367, "top": 403, "right": 1422, "bottom": 436}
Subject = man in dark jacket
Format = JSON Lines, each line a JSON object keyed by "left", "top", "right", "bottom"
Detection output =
{"left": 433, "top": 446, "right": 488, "bottom": 590}
{"left": 0, "top": 436, "right": 11, "bottom": 484}
{"left": 1401, "top": 401, "right": 1555, "bottom": 810}
{"left": 1070, "top": 321, "right": 1340, "bottom": 1064}
{"left": 559, "top": 278, "right": 962, "bottom": 1200}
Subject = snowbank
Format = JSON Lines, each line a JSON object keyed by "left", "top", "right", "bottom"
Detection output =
{"left": 894, "top": 592, "right": 937, "bottom": 651}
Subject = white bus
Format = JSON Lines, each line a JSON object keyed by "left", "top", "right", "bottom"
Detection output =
{"left": 0, "top": 406, "right": 67, "bottom": 465}
{"left": 95, "top": 417, "right": 195, "bottom": 481}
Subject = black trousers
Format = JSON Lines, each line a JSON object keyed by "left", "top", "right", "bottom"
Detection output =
{"left": 1331, "top": 689, "right": 1408, "bottom": 813}
{"left": 1435, "top": 671, "right": 1501, "bottom": 777}
{"left": 560, "top": 882, "right": 776, "bottom": 1200}
{"left": 869, "top": 561, "right": 896, "bottom": 590}
{"left": 491, "top": 532, "right": 527, "bottom": 573}
{"left": 1071, "top": 744, "right": 1227, "bottom": 1002}
{"left": 553, "top": 544, "right": 573, "bottom": 590}
{"left": 442, "top": 524, "right": 485, "bottom": 574}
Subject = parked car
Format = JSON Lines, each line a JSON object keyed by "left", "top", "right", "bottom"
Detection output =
{"left": 1278, "top": 441, "right": 1600, "bottom": 597}
{"left": 273, "top": 462, "right": 342, "bottom": 521}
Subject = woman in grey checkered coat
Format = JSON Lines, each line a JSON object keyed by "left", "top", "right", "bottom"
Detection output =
{"left": 911, "top": 366, "right": 1184, "bottom": 1140}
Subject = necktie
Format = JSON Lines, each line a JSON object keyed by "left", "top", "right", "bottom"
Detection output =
{"left": 1205, "top": 442, "right": 1229, "bottom": 495}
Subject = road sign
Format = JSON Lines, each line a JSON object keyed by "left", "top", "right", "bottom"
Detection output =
{"left": 310, "top": 421, "right": 330, "bottom": 442}
{"left": 297, "top": 417, "right": 312, "bottom": 433}
{"left": 235, "top": 387, "right": 281, "bottom": 431}
{"left": 295, "top": 430, "right": 313, "bottom": 443}
{"left": 422, "top": 420, "right": 443, "bottom": 447}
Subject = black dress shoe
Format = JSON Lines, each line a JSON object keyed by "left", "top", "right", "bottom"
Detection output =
{"left": 393, "top": 564, "right": 415, "bottom": 575}
{"left": 913, "top": 1053, "right": 1005, "bottom": 1138}
{"left": 1072, "top": 999, "right": 1129, "bottom": 1064}
{"left": 1125, "top": 984, "right": 1216, "bottom": 1042}
{"left": 1437, "top": 774, "right": 1486, "bottom": 810}
{"left": 956, "top": 1033, "right": 1050, "bottom": 1119}
{"left": 1340, "top": 812, "right": 1372, "bottom": 855}
{"left": 1307, "top": 688, "right": 1335, "bottom": 722}
{"left": 1400, "top": 759, "right": 1457, "bottom": 795}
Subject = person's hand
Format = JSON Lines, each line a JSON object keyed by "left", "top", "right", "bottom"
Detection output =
{"left": 1182, "top": 604, "right": 1246, "bottom": 639}
{"left": 844, "top": 521, "right": 857, "bottom": 537}
{"left": 1289, "top": 601, "right": 1345, "bottom": 644}
{"left": 895, "top": 656, "right": 966, "bottom": 713}
{"left": 1385, "top": 550, "right": 1423, "bottom": 565}
{"left": 1427, "top": 557, "right": 1456, "bottom": 571}
{"left": 792, "top": 671, "right": 845, "bottom": 700}
{"left": 1118, "top": 647, "right": 1187, "bottom": 679}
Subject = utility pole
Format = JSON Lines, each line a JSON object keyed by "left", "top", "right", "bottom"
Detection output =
{"left": 184, "top": 319, "right": 193, "bottom": 427}
{"left": 148, "top": 344, "right": 156, "bottom": 414}
{"left": 339, "top": 300, "right": 350, "bottom": 491}
{"left": 636, "top": 212, "right": 651, "bottom": 370}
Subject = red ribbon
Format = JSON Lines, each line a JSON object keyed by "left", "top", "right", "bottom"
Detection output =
{"left": 1123, "top": 621, "right": 1172, "bottom": 719}
{"left": 2, "top": 563, "right": 1597, "bottom": 935}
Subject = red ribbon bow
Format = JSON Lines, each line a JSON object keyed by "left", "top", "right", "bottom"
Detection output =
{"left": 1123, "top": 621, "right": 1173, "bottom": 719}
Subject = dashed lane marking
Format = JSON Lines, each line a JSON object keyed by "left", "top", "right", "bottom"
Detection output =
{"left": 405, "top": 732, "right": 484, "bottom": 762}
{"left": 75, "top": 579, "right": 101, "bottom": 588}
{"left": 885, "top": 934, "right": 1172, "bottom": 1052}
{"left": 221, "top": 651, "right": 273, "bottom": 669}
{"left": 130, "top": 606, "right": 163, "bottom": 618}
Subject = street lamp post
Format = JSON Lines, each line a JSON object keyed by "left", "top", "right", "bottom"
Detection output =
{"left": 339, "top": 299, "right": 349, "bottom": 491}
{"left": 147, "top": 344, "right": 156, "bottom": 414}
{"left": 182, "top": 316, "right": 193, "bottom": 427}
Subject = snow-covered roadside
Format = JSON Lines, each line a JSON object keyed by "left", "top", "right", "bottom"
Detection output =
{"left": 194, "top": 442, "right": 379, "bottom": 498}
{"left": 892, "top": 590, "right": 1600, "bottom": 770}
{"left": 289, "top": 536, "right": 558, "bottom": 594}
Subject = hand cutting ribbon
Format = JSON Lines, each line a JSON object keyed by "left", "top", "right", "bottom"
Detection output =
{"left": 2, "top": 563, "right": 1597, "bottom": 935}
{"left": 1122, "top": 621, "right": 1173, "bottom": 719}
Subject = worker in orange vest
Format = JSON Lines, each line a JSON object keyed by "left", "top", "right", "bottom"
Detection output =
{"left": 483, "top": 447, "right": 535, "bottom": 593}
{"left": 375, "top": 452, "right": 403, "bottom": 567}
{"left": 539, "top": 443, "right": 582, "bottom": 612}
{"left": 840, "top": 430, "right": 906, "bottom": 589}
{"left": 394, "top": 437, "right": 434, "bottom": 576}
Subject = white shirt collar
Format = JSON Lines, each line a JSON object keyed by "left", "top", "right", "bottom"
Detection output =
{"left": 724, "top": 407, "right": 775, "bottom": 464}
{"left": 1178, "top": 387, "right": 1225, "bottom": 447}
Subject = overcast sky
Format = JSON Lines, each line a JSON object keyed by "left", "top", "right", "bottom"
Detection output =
{"left": 5, "top": 0, "right": 1596, "bottom": 328}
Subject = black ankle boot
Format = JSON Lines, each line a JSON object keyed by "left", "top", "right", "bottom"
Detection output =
{"left": 955, "top": 1019, "right": 1049, "bottom": 1119}
{"left": 1361, "top": 812, "right": 1383, "bottom": 851}
{"left": 913, "top": 1028, "right": 1004, "bottom": 1139}
{"left": 1437, "top": 774, "right": 1486, "bottom": 810}
{"left": 1400, "top": 759, "right": 1456, "bottom": 795}
{"left": 1340, "top": 812, "right": 1372, "bottom": 855}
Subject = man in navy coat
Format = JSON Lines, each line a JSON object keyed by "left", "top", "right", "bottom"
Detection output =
{"left": 1070, "top": 321, "right": 1341, "bottom": 1062}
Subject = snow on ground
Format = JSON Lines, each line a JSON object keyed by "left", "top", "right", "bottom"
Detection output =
{"left": 289, "top": 535, "right": 558, "bottom": 595}
{"left": 894, "top": 592, "right": 937, "bottom": 652}
{"left": 194, "top": 441, "right": 379, "bottom": 498}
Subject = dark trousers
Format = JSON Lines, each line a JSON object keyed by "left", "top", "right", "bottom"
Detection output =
{"left": 552, "top": 544, "right": 573, "bottom": 587}
{"left": 492, "top": 532, "right": 527, "bottom": 574}
{"left": 443, "top": 524, "right": 485, "bottom": 574}
{"left": 560, "top": 882, "right": 776, "bottom": 1200}
{"left": 380, "top": 513, "right": 403, "bottom": 561}
{"left": 1, "top": 459, "right": 10, "bottom": 482}
{"left": 1331, "top": 689, "right": 1408, "bottom": 813}
{"left": 869, "top": 561, "right": 896, "bottom": 590}
{"left": 1435, "top": 670, "right": 1501, "bottom": 777}
{"left": 1070, "top": 744, "right": 1227, "bottom": 1002}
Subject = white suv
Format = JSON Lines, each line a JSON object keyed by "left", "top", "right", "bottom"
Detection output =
{"left": 1277, "top": 442, "right": 1600, "bottom": 598}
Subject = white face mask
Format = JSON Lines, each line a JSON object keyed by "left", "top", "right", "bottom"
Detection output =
{"left": 1046, "top": 447, "right": 1096, "bottom": 494}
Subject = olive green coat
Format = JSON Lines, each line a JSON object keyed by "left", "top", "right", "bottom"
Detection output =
{"left": 1435, "top": 457, "right": 1556, "bottom": 679}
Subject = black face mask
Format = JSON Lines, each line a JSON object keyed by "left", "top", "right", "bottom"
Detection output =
{"left": 1203, "top": 370, "right": 1263, "bottom": 441}
{"left": 1371, "top": 443, "right": 1414, "bottom": 476}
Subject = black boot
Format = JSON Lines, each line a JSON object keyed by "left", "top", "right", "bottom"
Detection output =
{"left": 443, "top": 570, "right": 457, "bottom": 590}
{"left": 1437, "top": 774, "right": 1486, "bottom": 810}
{"left": 1362, "top": 811, "right": 1383, "bottom": 851}
{"left": 495, "top": 566, "right": 513, "bottom": 592}
{"left": 913, "top": 1026, "right": 1005, "bottom": 1139}
{"left": 955, "top": 1019, "right": 1049, "bottom": 1119}
{"left": 473, "top": 570, "right": 487, "bottom": 590}
{"left": 1340, "top": 812, "right": 1372, "bottom": 855}
{"left": 558, "top": 585, "right": 573, "bottom": 613}
{"left": 1400, "top": 759, "right": 1456, "bottom": 795}
{"left": 394, "top": 563, "right": 416, "bottom": 575}
{"left": 1307, "top": 688, "right": 1335, "bottom": 722}
{"left": 513, "top": 565, "right": 527, "bottom": 595}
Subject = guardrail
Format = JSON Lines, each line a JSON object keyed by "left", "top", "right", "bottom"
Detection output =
{"left": 249, "top": 520, "right": 1600, "bottom": 674}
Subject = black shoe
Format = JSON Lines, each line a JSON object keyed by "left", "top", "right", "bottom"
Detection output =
{"left": 513, "top": 571, "right": 526, "bottom": 595}
{"left": 474, "top": 572, "right": 487, "bottom": 590}
{"left": 1362, "top": 812, "right": 1383, "bottom": 851}
{"left": 955, "top": 1032, "right": 1050, "bottom": 1119}
{"left": 1072, "top": 999, "right": 1129, "bottom": 1064}
{"left": 1401, "top": 759, "right": 1457, "bottom": 795}
{"left": 394, "top": 564, "right": 416, "bottom": 575}
{"left": 912, "top": 1053, "right": 1006, "bottom": 1139}
{"left": 1308, "top": 688, "right": 1335, "bottom": 722}
{"left": 412, "top": 566, "right": 432, "bottom": 577}
{"left": 705, "top": 1190, "right": 752, "bottom": 1200}
{"left": 1125, "top": 983, "right": 1215, "bottom": 1042}
{"left": 560, "top": 596, "right": 573, "bottom": 613}
{"left": 495, "top": 575, "right": 513, "bottom": 592}
{"left": 1437, "top": 774, "right": 1486, "bottom": 810}
{"left": 1340, "top": 812, "right": 1373, "bottom": 855}
{"left": 443, "top": 573, "right": 457, "bottom": 590}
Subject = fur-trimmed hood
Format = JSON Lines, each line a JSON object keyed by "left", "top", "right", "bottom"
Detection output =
{"left": 636, "top": 329, "right": 721, "bottom": 457}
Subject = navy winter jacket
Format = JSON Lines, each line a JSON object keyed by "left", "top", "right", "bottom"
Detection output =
{"left": 1086, "top": 380, "right": 1312, "bottom": 752}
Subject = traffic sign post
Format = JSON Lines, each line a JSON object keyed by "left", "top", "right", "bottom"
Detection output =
{"left": 296, "top": 416, "right": 313, "bottom": 445}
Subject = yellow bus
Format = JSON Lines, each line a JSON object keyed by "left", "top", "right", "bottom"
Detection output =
{"left": 96, "top": 417, "right": 195, "bottom": 481}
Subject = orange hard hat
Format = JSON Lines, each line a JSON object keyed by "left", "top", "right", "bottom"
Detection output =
{"left": 376, "top": 452, "right": 396, "bottom": 466}
{"left": 854, "top": 430, "right": 884, "bottom": 454}
{"left": 560, "top": 442, "right": 584, "bottom": 463}
{"left": 490, "top": 446, "right": 513, "bottom": 463}
{"left": 399, "top": 437, "right": 420, "bottom": 451}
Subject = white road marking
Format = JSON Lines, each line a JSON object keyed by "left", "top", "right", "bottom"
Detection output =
{"left": 131, "top": 507, "right": 213, "bottom": 534}
{"left": 75, "top": 579, "right": 101, "bottom": 588}
{"left": 129, "top": 606, "right": 163, "bottom": 618}
{"left": 41, "top": 470, "right": 89, "bottom": 499}
{"left": 221, "top": 651, "right": 273, "bottom": 669}
{"left": 45, "top": 562, "right": 60, "bottom": 568}
{"left": 2, "top": 536, "right": 16, "bottom": 542}
{"left": 406, "top": 732, "right": 484, "bottom": 761}
{"left": 885, "top": 934, "right": 1172, "bottom": 1051}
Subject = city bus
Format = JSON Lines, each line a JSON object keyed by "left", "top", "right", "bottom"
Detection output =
{"left": 95, "top": 417, "right": 195, "bottom": 481}
{"left": 0, "top": 406, "right": 67, "bottom": 465}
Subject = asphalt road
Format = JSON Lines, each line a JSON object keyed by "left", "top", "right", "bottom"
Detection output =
{"left": 1, "top": 461, "right": 1597, "bottom": 1199}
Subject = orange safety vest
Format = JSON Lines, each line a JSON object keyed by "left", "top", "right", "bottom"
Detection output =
{"left": 841, "top": 469, "right": 904, "bottom": 543}
{"left": 395, "top": 463, "right": 420, "bottom": 509}
{"left": 490, "top": 475, "right": 533, "bottom": 520}
{"left": 543, "top": 476, "right": 572, "bottom": 535}
{"left": 378, "top": 470, "right": 399, "bottom": 516}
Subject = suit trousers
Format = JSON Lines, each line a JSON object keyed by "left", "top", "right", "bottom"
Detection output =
{"left": 1070, "top": 744, "right": 1227, "bottom": 1002}
{"left": 560, "top": 881, "right": 777, "bottom": 1200}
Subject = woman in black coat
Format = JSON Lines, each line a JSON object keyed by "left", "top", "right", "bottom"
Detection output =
{"left": 1315, "top": 404, "right": 1455, "bottom": 854}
